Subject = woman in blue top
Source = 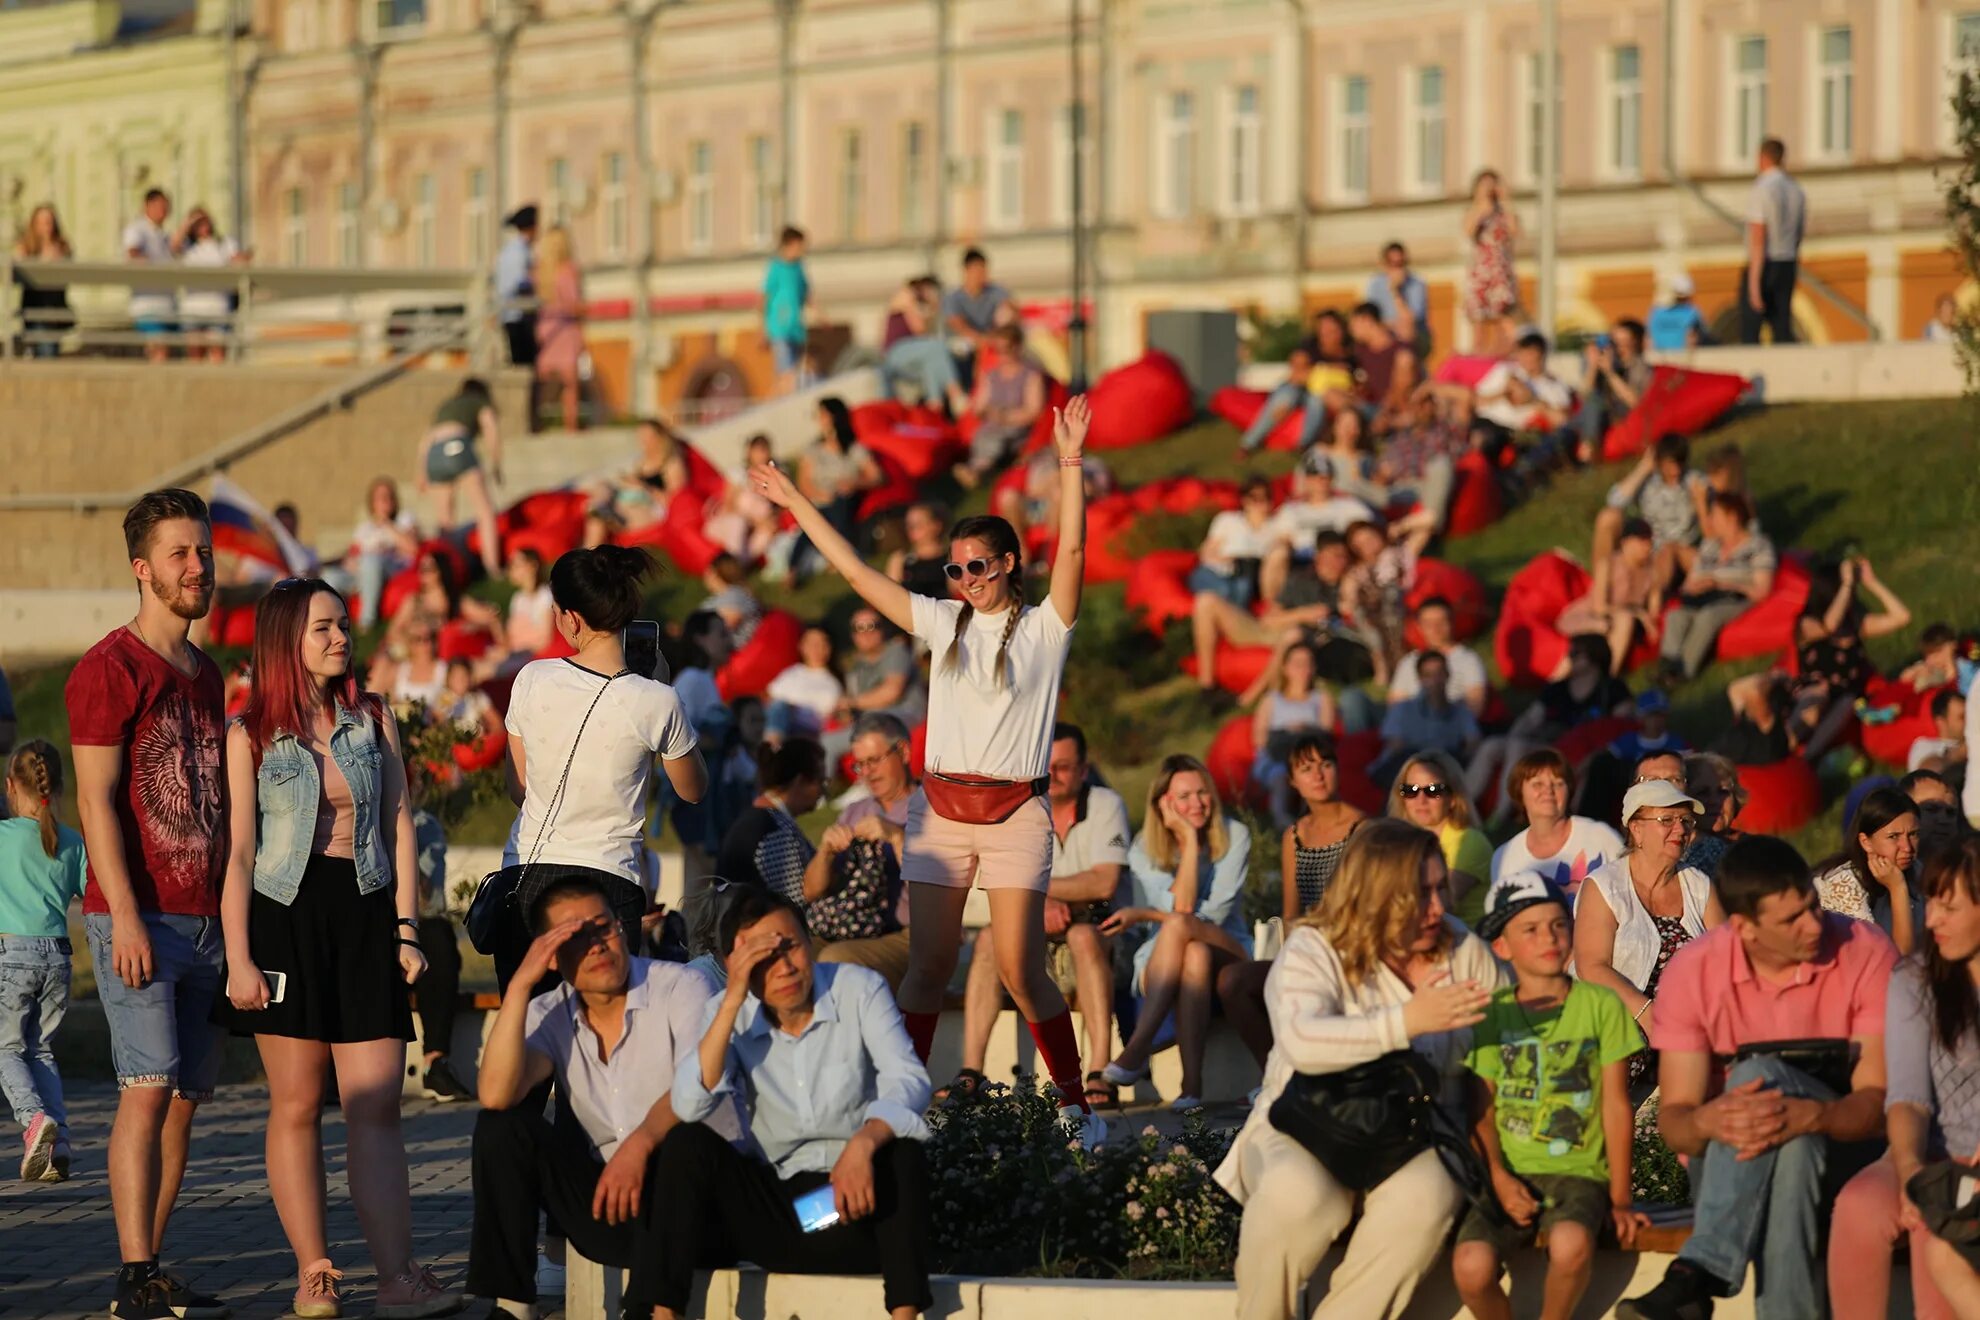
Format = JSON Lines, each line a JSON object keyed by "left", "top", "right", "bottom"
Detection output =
{"left": 213, "top": 579, "right": 458, "bottom": 1318}
{"left": 0, "top": 740, "right": 87, "bottom": 1183}
{"left": 1099, "top": 754, "right": 1254, "bottom": 1110}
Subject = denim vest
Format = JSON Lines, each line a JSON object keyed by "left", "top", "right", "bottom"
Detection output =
{"left": 252, "top": 706, "right": 391, "bottom": 905}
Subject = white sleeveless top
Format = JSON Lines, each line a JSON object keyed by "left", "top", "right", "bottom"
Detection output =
{"left": 1576, "top": 854, "right": 1712, "bottom": 993}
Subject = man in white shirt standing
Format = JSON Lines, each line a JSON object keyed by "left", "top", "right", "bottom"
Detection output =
{"left": 1741, "top": 138, "right": 1807, "bottom": 345}
{"left": 123, "top": 188, "right": 177, "bottom": 363}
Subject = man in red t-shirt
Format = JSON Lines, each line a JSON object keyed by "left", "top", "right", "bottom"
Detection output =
{"left": 65, "top": 488, "right": 232, "bottom": 1320}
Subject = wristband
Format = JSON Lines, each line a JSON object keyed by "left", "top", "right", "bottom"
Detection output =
{"left": 1059, "top": 456, "right": 1085, "bottom": 468}
{"left": 399, "top": 938, "right": 426, "bottom": 951}
{"left": 397, "top": 917, "right": 419, "bottom": 929}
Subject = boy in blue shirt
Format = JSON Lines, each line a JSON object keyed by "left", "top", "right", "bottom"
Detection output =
{"left": 1647, "top": 274, "right": 1709, "bottom": 352}
{"left": 762, "top": 226, "right": 810, "bottom": 393}
{"left": 1454, "top": 875, "right": 1650, "bottom": 1320}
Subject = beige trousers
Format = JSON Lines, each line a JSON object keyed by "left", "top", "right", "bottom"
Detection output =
{"left": 816, "top": 928, "right": 914, "bottom": 992}
{"left": 1232, "top": 1126, "right": 1462, "bottom": 1320}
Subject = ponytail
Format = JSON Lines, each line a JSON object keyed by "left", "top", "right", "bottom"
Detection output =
{"left": 7, "top": 740, "right": 63, "bottom": 860}
{"left": 550, "top": 544, "right": 652, "bottom": 634}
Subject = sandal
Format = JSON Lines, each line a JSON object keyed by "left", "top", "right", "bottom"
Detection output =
{"left": 933, "top": 1067, "right": 988, "bottom": 1104}
{"left": 1084, "top": 1071, "right": 1119, "bottom": 1110}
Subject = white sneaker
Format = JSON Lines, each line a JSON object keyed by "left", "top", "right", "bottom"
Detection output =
{"left": 533, "top": 1252, "right": 565, "bottom": 1296}
{"left": 1058, "top": 1103, "right": 1109, "bottom": 1150}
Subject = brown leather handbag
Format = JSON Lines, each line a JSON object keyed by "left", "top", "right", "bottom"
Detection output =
{"left": 921, "top": 772, "right": 1047, "bottom": 825}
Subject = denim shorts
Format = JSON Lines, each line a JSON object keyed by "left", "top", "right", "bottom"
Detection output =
{"left": 84, "top": 912, "right": 226, "bottom": 1099}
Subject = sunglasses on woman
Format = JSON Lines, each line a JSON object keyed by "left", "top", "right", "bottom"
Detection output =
{"left": 943, "top": 558, "right": 1002, "bottom": 582}
{"left": 1398, "top": 782, "right": 1449, "bottom": 799}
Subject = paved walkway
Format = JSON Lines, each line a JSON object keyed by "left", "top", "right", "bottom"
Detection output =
{"left": 0, "top": 1085, "right": 485, "bottom": 1320}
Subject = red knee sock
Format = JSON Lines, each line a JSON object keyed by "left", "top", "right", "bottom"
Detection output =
{"left": 1027, "top": 1010, "right": 1088, "bottom": 1112}
{"left": 903, "top": 1010, "right": 939, "bottom": 1064}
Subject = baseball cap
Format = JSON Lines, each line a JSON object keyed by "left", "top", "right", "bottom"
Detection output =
{"left": 1670, "top": 273, "right": 1697, "bottom": 298}
{"left": 1635, "top": 689, "right": 1670, "bottom": 716}
{"left": 1476, "top": 873, "right": 1571, "bottom": 941}
{"left": 1300, "top": 450, "right": 1335, "bottom": 478}
{"left": 1621, "top": 779, "right": 1704, "bottom": 825}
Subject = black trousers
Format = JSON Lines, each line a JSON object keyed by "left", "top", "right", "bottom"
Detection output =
{"left": 504, "top": 317, "right": 539, "bottom": 367}
{"left": 652, "top": 1122, "right": 933, "bottom": 1315}
{"left": 466, "top": 1105, "right": 673, "bottom": 1309}
{"left": 1739, "top": 259, "right": 1798, "bottom": 344}
{"left": 415, "top": 916, "right": 462, "bottom": 1057}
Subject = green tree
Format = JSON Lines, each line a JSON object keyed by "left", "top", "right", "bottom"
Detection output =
{"left": 1941, "top": 63, "right": 1980, "bottom": 394}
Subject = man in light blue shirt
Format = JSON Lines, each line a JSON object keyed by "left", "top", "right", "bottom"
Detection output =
{"left": 1363, "top": 241, "right": 1430, "bottom": 355}
{"left": 660, "top": 888, "right": 933, "bottom": 1320}
{"left": 494, "top": 204, "right": 538, "bottom": 369}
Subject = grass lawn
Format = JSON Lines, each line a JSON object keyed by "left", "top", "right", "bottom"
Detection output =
{"left": 13, "top": 393, "right": 1977, "bottom": 1021}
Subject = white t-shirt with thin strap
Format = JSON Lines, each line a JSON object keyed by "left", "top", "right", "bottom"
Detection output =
{"left": 910, "top": 594, "right": 1073, "bottom": 782}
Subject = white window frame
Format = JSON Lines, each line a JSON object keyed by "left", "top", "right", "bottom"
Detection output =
{"left": 412, "top": 171, "right": 436, "bottom": 267}
{"left": 1607, "top": 45, "right": 1643, "bottom": 180}
{"left": 1223, "top": 84, "right": 1262, "bottom": 217}
{"left": 1406, "top": 66, "right": 1446, "bottom": 198}
{"left": 1813, "top": 25, "right": 1854, "bottom": 161}
{"left": 1518, "top": 53, "right": 1562, "bottom": 186}
{"left": 1153, "top": 90, "right": 1196, "bottom": 219}
{"left": 988, "top": 108, "right": 1025, "bottom": 232}
{"left": 335, "top": 181, "right": 359, "bottom": 268}
{"left": 837, "top": 127, "right": 865, "bottom": 242}
{"left": 685, "top": 140, "right": 714, "bottom": 254}
{"left": 1945, "top": 13, "right": 1980, "bottom": 149}
{"left": 1730, "top": 34, "right": 1770, "bottom": 168}
{"left": 745, "top": 134, "right": 775, "bottom": 249}
{"left": 901, "top": 121, "right": 928, "bottom": 237}
{"left": 282, "top": 185, "right": 307, "bottom": 266}
{"left": 1333, "top": 74, "right": 1370, "bottom": 203}
{"left": 601, "top": 152, "right": 627, "bottom": 260}
{"left": 465, "top": 167, "right": 487, "bottom": 271}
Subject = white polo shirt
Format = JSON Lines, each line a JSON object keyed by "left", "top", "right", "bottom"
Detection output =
{"left": 1053, "top": 783, "right": 1132, "bottom": 883}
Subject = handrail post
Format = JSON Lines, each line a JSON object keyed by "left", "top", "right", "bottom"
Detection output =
{"left": 2, "top": 249, "right": 15, "bottom": 361}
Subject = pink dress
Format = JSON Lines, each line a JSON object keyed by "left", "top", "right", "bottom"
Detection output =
{"left": 534, "top": 263, "right": 585, "bottom": 379}
{"left": 1464, "top": 208, "right": 1520, "bottom": 323}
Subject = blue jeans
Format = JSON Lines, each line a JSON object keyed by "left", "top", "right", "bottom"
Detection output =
{"left": 882, "top": 337, "right": 960, "bottom": 404}
{"left": 0, "top": 936, "right": 71, "bottom": 1131}
{"left": 83, "top": 912, "right": 225, "bottom": 1100}
{"left": 1239, "top": 382, "right": 1326, "bottom": 452}
{"left": 353, "top": 549, "right": 400, "bottom": 630}
{"left": 1678, "top": 1054, "right": 1839, "bottom": 1319}
{"left": 1187, "top": 564, "right": 1254, "bottom": 608}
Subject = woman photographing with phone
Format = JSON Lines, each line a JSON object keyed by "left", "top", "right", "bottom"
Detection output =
{"left": 751, "top": 396, "right": 1103, "bottom": 1138}
{"left": 214, "top": 579, "right": 459, "bottom": 1317}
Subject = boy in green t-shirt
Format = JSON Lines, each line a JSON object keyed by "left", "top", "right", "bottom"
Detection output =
{"left": 1454, "top": 874, "right": 1651, "bottom": 1320}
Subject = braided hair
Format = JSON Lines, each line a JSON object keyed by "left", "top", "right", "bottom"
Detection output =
{"left": 943, "top": 515, "right": 1025, "bottom": 689}
{"left": 7, "top": 740, "right": 63, "bottom": 860}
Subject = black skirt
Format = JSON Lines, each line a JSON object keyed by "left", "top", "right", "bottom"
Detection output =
{"left": 215, "top": 854, "right": 415, "bottom": 1044}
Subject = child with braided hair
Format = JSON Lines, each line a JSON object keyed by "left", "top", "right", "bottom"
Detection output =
{"left": 752, "top": 395, "right": 1106, "bottom": 1143}
{"left": 0, "top": 740, "right": 88, "bottom": 1182}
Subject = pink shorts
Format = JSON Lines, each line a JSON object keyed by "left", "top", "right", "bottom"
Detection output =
{"left": 899, "top": 789, "right": 1053, "bottom": 892}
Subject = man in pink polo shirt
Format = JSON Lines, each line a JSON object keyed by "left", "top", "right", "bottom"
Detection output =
{"left": 1618, "top": 835, "right": 1896, "bottom": 1320}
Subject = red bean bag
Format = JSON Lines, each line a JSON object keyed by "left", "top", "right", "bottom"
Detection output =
{"left": 856, "top": 450, "right": 922, "bottom": 521}
{"left": 851, "top": 400, "right": 908, "bottom": 438}
{"left": 437, "top": 619, "right": 494, "bottom": 662}
{"left": 1434, "top": 355, "right": 1501, "bottom": 390}
{"left": 1600, "top": 367, "right": 1749, "bottom": 463}
{"left": 1082, "top": 352, "right": 1196, "bottom": 450}
{"left": 1443, "top": 450, "right": 1504, "bottom": 538}
{"left": 1555, "top": 716, "right": 1638, "bottom": 768}
{"left": 207, "top": 602, "right": 258, "bottom": 649}
{"left": 1082, "top": 497, "right": 1141, "bottom": 584}
{"left": 1205, "top": 715, "right": 1259, "bottom": 805}
{"left": 682, "top": 442, "right": 730, "bottom": 505}
{"left": 717, "top": 609, "right": 803, "bottom": 702}
{"left": 1208, "top": 386, "right": 1303, "bottom": 452}
{"left": 380, "top": 539, "right": 468, "bottom": 621}
{"left": 616, "top": 488, "right": 727, "bottom": 576}
{"left": 451, "top": 726, "right": 510, "bottom": 774}
{"left": 1181, "top": 643, "right": 1274, "bottom": 695}
{"left": 859, "top": 420, "right": 966, "bottom": 484}
{"left": 1714, "top": 555, "right": 1812, "bottom": 664}
{"left": 1732, "top": 757, "right": 1823, "bottom": 835}
{"left": 1859, "top": 679, "right": 1954, "bottom": 769}
{"left": 1403, "top": 559, "right": 1491, "bottom": 648}
{"left": 1494, "top": 552, "right": 1589, "bottom": 688}
{"left": 1125, "top": 550, "right": 1201, "bottom": 636}
{"left": 1014, "top": 378, "right": 1074, "bottom": 457}
{"left": 1334, "top": 729, "right": 1389, "bottom": 815}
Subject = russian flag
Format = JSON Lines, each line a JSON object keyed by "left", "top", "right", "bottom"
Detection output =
{"left": 208, "top": 474, "right": 314, "bottom": 575}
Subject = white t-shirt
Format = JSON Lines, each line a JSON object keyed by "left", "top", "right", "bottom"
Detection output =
{"left": 911, "top": 594, "right": 1074, "bottom": 781}
{"left": 1053, "top": 784, "right": 1133, "bottom": 883}
{"left": 1909, "top": 736, "right": 1962, "bottom": 772}
{"left": 1490, "top": 816, "right": 1627, "bottom": 899}
{"left": 507, "top": 585, "right": 555, "bottom": 640}
{"left": 122, "top": 218, "right": 175, "bottom": 319}
{"left": 1475, "top": 363, "right": 1574, "bottom": 430}
{"left": 1199, "top": 510, "right": 1276, "bottom": 573}
{"left": 1269, "top": 496, "right": 1379, "bottom": 554}
{"left": 1387, "top": 645, "right": 1488, "bottom": 704}
{"left": 503, "top": 659, "right": 698, "bottom": 885}
{"left": 179, "top": 236, "right": 241, "bottom": 319}
{"left": 765, "top": 664, "right": 845, "bottom": 735}
{"left": 350, "top": 510, "right": 417, "bottom": 561}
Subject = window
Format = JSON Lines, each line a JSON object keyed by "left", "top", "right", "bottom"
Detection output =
{"left": 549, "top": 157, "right": 570, "bottom": 227}
{"left": 602, "top": 152, "right": 626, "bottom": 259}
{"left": 837, "top": 128, "right": 865, "bottom": 242}
{"left": 746, "top": 134, "right": 775, "bottom": 249}
{"left": 1224, "top": 85, "right": 1262, "bottom": 217}
{"left": 373, "top": 0, "right": 424, "bottom": 33}
{"left": 901, "top": 122, "right": 928, "bottom": 236}
{"left": 1609, "top": 45, "right": 1642, "bottom": 178}
{"left": 988, "top": 109, "right": 1024, "bottom": 231}
{"left": 1408, "top": 66, "right": 1446, "bottom": 196}
{"left": 282, "top": 186, "right": 307, "bottom": 266}
{"left": 1947, "top": 14, "right": 1980, "bottom": 147}
{"left": 1732, "top": 35, "right": 1769, "bottom": 165}
{"left": 1335, "top": 75, "right": 1370, "bottom": 202}
{"left": 1962, "top": 11, "right": 1980, "bottom": 59}
{"left": 412, "top": 172, "right": 435, "bottom": 267}
{"left": 1155, "top": 90, "right": 1195, "bottom": 219}
{"left": 1520, "top": 53, "right": 1562, "bottom": 184}
{"left": 465, "top": 167, "right": 487, "bottom": 270}
{"left": 1051, "top": 103, "right": 1095, "bottom": 227}
{"left": 686, "top": 140, "right": 713, "bottom": 253}
{"left": 336, "top": 181, "right": 359, "bottom": 268}
{"left": 1817, "top": 25, "right": 1854, "bottom": 159}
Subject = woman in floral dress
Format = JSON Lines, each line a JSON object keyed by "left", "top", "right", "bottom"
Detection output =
{"left": 1462, "top": 169, "right": 1521, "bottom": 356}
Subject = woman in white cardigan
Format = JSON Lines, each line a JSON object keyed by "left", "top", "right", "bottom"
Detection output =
{"left": 1571, "top": 779, "right": 1725, "bottom": 1093}
{"left": 1215, "top": 818, "right": 1506, "bottom": 1320}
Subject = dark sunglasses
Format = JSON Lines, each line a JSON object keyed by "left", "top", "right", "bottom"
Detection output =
{"left": 1398, "top": 782, "right": 1450, "bottom": 799}
{"left": 943, "top": 558, "right": 1002, "bottom": 582}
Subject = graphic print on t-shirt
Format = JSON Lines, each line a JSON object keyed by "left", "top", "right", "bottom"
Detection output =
{"left": 131, "top": 685, "right": 227, "bottom": 896}
{"left": 1494, "top": 1030, "right": 1600, "bottom": 1156}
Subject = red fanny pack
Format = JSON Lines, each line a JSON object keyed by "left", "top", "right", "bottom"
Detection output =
{"left": 922, "top": 772, "right": 1046, "bottom": 825}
